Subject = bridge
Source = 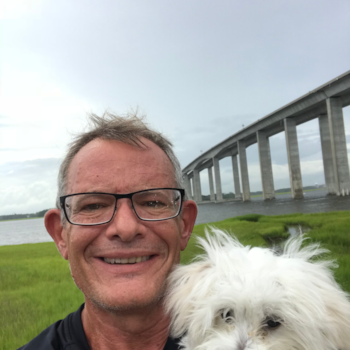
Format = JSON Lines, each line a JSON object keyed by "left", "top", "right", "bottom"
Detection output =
{"left": 182, "top": 70, "right": 350, "bottom": 203}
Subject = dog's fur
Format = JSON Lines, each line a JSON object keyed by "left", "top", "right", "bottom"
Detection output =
{"left": 165, "top": 228, "right": 350, "bottom": 350}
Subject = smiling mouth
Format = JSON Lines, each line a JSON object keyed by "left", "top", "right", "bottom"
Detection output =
{"left": 102, "top": 256, "right": 152, "bottom": 265}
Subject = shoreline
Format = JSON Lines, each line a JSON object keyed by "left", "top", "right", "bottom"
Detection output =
{"left": 0, "top": 216, "right": 44, "bottom": 222}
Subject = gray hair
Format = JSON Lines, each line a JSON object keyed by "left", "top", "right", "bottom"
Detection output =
{"left": 56, "top": 112, "right": 184, "bottom": 220}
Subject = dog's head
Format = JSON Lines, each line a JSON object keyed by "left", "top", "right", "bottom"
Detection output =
{"left": 165, "top": 227, "right": 350, "bottom": 350}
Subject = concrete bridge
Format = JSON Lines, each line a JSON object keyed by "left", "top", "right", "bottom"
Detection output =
{"left": 182, "top": 70, "right": 350, "bottom": 203}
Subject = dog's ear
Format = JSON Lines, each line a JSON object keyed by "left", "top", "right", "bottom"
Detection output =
{"left": 165, "top": 260, "right": 216, "bottom": 340}
{"left": 278, "top": 256, "right": 350, "bottom": 349}
{"left": 319, "top": 281, "right": 350, "bottom": 349}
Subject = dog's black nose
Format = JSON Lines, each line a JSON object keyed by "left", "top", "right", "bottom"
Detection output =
{"left": 236, "top": 338, "right": 247, "bottom": 350}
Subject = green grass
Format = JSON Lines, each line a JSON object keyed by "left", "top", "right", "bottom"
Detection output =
{"left": 0, "top": 243, "right": 84, "bottom": 349}
{"left": 181, "top": 211, "right": 350, "bottom": 292}
{"left": 1, "top": 211, "right": 350, "bottom": 349}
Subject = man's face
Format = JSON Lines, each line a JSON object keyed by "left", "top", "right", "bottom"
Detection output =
{"left": 60, "top": 138, "right": 194, "bottom": 311}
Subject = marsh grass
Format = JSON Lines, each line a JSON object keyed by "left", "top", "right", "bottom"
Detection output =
{"left": 180, "top": 212, "right": 350, "bottom": 292}
{"left": 1, "top": 211, "right": 349, "bottom": 349}
{"left": 0, "top": 243, "right": 84, "bottom": 349}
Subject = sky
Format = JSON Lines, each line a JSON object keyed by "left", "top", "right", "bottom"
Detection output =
{"left": 1, "top": 0, "right": 350, "bottom": 215}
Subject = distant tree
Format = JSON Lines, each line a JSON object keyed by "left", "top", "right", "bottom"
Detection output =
{"left": 35, "top": 209, "right": 50, "bottom": 217}
{"left": 0, "top": 209, "right": 50, "bottom": 221}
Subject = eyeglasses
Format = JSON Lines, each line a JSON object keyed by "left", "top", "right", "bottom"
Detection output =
{"left": 60, "top": 188, "right": 185, "bottom": 226}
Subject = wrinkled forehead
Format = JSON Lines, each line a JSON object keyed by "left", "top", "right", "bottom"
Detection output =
{"left": 66, "top": 138, "right": 177, "bottom": 194}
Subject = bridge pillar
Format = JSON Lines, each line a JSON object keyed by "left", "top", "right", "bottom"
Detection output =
{"left": 193, "top": 169, "right": 202, "bottom": 203}
{"left": 326, "top": 97, "right": 350, "bottom": 195}
{"left": 231, "top": 155, "right": 242, "bottom": 199}
{"left": 319, "top": 114, "right": 337, "bottom": 194}
{"left": 208, "top": 167, "right": 215, "bottom": 201}
{"left": 237, "top": 140, "right": 250, "bottom": 201}
{"left": 257, "top": 131, "right": 275, "bottom": 200}
{"left": 284, "top": 118, "right": 303, "bottom": 199}
{"left": 183, "top": 174, "right": 193, "bottom": 200}
{"left": 213, "top": 157, "right": 223, "bottom": 201}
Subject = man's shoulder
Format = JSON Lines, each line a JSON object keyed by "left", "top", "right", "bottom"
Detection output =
{"left": 164, "top": 337, "right": 181, "bottom": 350}
{"left": 17, "top": 304, "right": 90, "bottom": 350}
{"left": 17, "top": 320, "right": 63, "bottom": 350}
{"left": 17, "top": 303, "right": 181, "bottom": 350}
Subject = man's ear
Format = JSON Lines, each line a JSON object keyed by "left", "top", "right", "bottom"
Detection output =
{"left": 179, "top": 200, "right": 197, "bottom": 251}
{"left": 45, "top": 209, "right": 69, "bottom": 260}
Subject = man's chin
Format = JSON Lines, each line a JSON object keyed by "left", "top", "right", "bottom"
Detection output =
{"left": 85, "top": 287, "right": 167, "bottom": 314}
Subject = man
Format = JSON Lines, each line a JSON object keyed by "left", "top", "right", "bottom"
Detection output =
{"left": 19, "top": 113, "right": 197, "bottom": 350}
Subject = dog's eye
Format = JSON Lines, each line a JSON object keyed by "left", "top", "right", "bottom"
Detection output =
{"left": 220, "top": 309, "right": 234, "bottom": 324}
{"left": 265, "top": 318, "right": 281, "bottom": 328}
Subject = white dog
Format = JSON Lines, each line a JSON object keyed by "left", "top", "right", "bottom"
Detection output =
{"left": 165, "top": 227, "right": 350, "bottom": 350}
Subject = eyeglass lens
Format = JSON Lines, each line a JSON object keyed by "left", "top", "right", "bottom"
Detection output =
{"left": 64, "top": 189, "right": 182, "bottom": 224}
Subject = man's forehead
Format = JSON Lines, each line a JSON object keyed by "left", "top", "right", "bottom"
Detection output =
{"left": 65, "top": 137, "right": 176, "bottom": 192}
{"left": 73, "top": 137, "right": 166, "bottom": 162}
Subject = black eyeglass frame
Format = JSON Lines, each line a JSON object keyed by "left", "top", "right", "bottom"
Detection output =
{"left": 59, "top": 188, "right": 185, "bottom": 226}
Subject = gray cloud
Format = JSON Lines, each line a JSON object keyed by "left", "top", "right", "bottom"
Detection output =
{"left": 1, "top": 0, "right": 350, "bottom": 212}
{"left": 0, "top": 148, "right": 25, "bottom": 152}
{"left": 0, "top": 124, "right": 14, "bottom": 128}
{"left": 0, "top": 158, "right": 61, "bottom": 215}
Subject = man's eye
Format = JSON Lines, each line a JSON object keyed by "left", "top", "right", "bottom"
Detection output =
{"left": 145, "top": 201, "right": 166, "bottom": 208}
{"left": 81, "top": 203, "right": 103, "bottom": 211}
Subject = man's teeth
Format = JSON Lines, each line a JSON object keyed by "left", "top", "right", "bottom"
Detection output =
{"left": 103, "top": 256, "right": 150, "bottom": 264}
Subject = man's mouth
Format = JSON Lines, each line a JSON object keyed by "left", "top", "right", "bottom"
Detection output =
{"left": 102, "top": 256, "right": 151, "bottom": 265}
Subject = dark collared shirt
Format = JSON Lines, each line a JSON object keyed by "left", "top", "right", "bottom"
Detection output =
{"left": 17, "top": 304, "right": 180, "bottom": 350}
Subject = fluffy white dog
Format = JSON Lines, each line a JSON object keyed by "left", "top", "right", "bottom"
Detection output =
{"left": 165, "top": 228, "right": 350, "bottom": 350}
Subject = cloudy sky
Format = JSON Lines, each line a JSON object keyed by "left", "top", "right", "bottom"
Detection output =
{"left": 1, "top": 0, "right": 350, "bottom": 215}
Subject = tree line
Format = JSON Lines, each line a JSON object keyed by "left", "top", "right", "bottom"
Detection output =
{"left": 0, "top": 209, "right": 50, "bottom": 221}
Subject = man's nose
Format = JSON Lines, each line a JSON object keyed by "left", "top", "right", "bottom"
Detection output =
{"left": 104, "top": 198, "right": 142, "bottom": 241}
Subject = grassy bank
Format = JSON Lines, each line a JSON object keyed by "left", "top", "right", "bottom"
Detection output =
{"left": 1, "top": 211, "right": 350, "bottom": 349}
{"left": 0, "top": 243, "right": 84, "bottom": 349}
{"left": 182, "top": 211, "right": 350, "bottom": 292}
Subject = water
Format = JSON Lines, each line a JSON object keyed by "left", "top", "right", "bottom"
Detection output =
{"left": 0, "top": 218, "right": 53, "bottom": 246}
{"left": 195, "top": 189, "right": 350, "bottom": 224}
{"left": 1, "top": 189, "right": 350, "bottom": 246}
{"left": 287, "top": 225, "right": 310, "bottom": 237}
